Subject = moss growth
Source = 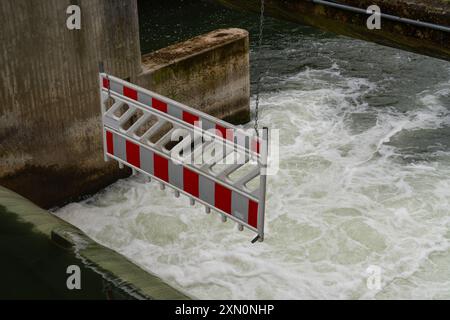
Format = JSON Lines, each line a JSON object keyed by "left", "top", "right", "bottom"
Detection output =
{"left": 0, "top": 186, "right": 191, "bottom": 300}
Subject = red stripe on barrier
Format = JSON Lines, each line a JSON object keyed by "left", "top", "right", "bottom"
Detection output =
{"left": 152, "top": 98, "right": 168, "bottom": 113}
{"left": 252, "top": 139, "right": 260, "bottom": 154}
{"left": 216, "top": 124, "right": 234, "bottom": 141}
{"left": 216, "top": 125, "right": 226, "bottom": 139}
{"left": 154, "top": 154, "right": 169, "bottom": 182}
{"left": 183, "top": 111, "right": 199, "bottom": 126}
{"left": 103, "top": 78, "right": 110, "bottom": 89}
{"left": 215, "top": 183, "right": 232, "bottom": 214}
{"left": 124, "top": 86, "right": 138, "bottom": 100}
{"left": 126, "top": 140, "right": 141, "bottom": 168}
{"left": 106, "top": 131, "right": 114, "bottom": 154}
{"left": 183, "top": 168, "right": 199, "bottom": 197}
{"left": 248, "top": 200, "right": 258, "bottom": 228}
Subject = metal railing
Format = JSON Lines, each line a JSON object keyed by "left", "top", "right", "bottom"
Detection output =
{"left": 312, "top": 0, "right": 450, "bottom": 33}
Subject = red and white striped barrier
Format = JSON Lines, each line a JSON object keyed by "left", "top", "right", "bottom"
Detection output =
{"left": 100, "top": 73, "right": 268, "bottom": 242}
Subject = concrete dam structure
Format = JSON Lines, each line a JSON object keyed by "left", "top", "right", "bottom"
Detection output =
{"left": 216, "top": 0, "right": 450, "bottom": 62}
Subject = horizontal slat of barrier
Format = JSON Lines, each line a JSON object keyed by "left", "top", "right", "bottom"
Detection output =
{"left": 104, "top": 130, "right": 260, "bottom": 231}
{"left": 103, "top": 89, "right": 259, "bottom": 161}
{"left": 105, "top": 126, "right": 258, "bottom": 201}
{"left": 101, "top": 74, "right": 260, "bottom": 157}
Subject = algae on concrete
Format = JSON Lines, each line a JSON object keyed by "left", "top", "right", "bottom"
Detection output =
{"left": 0, "top": 186, "right": 191, "bottom": 300}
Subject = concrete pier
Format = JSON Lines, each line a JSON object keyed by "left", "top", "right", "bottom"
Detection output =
{"left": 0, "top": 0, "right": 141, "bottom": 208}
{"left": 0, "top": 0, "right": 250, "bottom": 208}
{"left": 139, "top": 28, "right": 250, "bottom": 124}
{"left": 216, "top": 0, "right": 450, "bottom": 61}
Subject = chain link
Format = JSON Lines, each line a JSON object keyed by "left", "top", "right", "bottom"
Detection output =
{"left": 254, "top": 0, "right": 265, "bottom": 137}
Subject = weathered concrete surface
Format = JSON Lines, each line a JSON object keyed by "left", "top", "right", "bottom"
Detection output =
{"left": 0, "top": 0, "right": 250, "bottom": 208}
{"left": 0, "top": 186, "right": 190, "bottom": 299}
{"left": 139, "top": 28, "right": 250, "bottom": 124}
{"left": 0, "top": 0, "right": 141, "bottom": 208}
{"left": 216, "top": 0, "right": 450, "bottom": 61}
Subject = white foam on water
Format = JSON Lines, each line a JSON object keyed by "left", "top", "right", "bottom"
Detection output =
{"left": 55, "top": 65, "right": 450, "bottom": 300}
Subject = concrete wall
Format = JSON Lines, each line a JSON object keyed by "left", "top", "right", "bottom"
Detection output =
{"left": 0, "top": 0, "right": 250, "bottom": 208}
{"left": 216, "top": 0, "right": 450, "bottom": 62}
{"left": 0, "top": 0, "right": 141, "bottom": 208}
{"left": 139, "top": 28, "right": 250, "bottom": 124}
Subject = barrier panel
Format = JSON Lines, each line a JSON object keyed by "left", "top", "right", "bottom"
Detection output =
{"left": 99, "top": 73, "right": 268, "bottom": 242}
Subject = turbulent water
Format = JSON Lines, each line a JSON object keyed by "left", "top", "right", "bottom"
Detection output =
{"left": 55, "top": 1, "right": 450, "bottom": 299}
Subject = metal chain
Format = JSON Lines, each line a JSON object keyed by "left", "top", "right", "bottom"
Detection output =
{"left": 254, "top": 0, "right": 265, "bottom": 137}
